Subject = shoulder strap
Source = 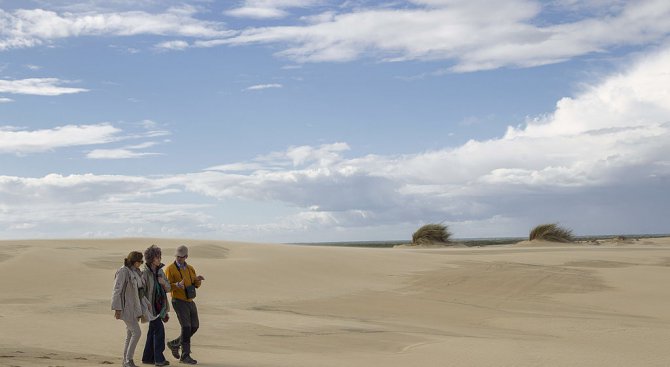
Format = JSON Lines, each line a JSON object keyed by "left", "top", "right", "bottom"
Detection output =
{"left": 174, "top": 261, "right": 194, "bottom": 284}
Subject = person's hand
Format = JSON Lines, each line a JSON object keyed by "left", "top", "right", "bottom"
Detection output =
{"left": 196, "top": 275, "right": 205, "bottom": 281}
{"left": 114, "top": 310, "right": 121, "bottom": 319}
{"left": 162, "top": 314, "right": 169, "bottom": 323}
{"left": 177, "top": 280, "right": 185, "bottom": 289}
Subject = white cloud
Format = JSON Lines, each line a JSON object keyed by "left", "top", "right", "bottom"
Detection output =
{"left": 1, "top": 44, "right": 669, "bottom": 239}
{"left": 0, "top": 78, "right": 88, "bottom": 95}
{"left": 0, "top": 173, "right": 160, "bottom": 204}
{"left": 86, "top": 149, "right": 157, "bottom": 159}
{"left": 0, "top": 121, "right": 168, "bottom": 156}
{"left": 0, "top": 123, "right": 121, "bottom": 154}
{"left": 87, "top": 141, "right": 162, "bottom": 159}
{"left": 212, "top": 0, "right": 670, "bottom": 71}
{"left": 226, "top": 0, "right": 323, "bottom": 19}
{"left": 0, "top": 6, "right": 233, "bottom": 51}
{"left": 227, "top": 6, "right": 287, "bottom": 19}
{"left": 0, "top": 97, "right": 13, "bottom": 103}
{"left": 9, "top": 222, "right": 37, "bottom": 230}
{"left": 155, "top": 40, "right": 190, "bottom": 50}
{"left": 0, "top": 200, "right": 213, "bottom": 238}
{"left": 245, "top": 83, "right": 283, "bottom": 91}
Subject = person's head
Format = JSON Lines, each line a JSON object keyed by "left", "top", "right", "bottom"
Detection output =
{"left": 144, "top": 245, "right": 162, "bottom": 268}
{"left": 174, "top": 245, "right": 188, "bottom": 265}
{"left": 124, "top": 251, "right": 143, "bottom": 269}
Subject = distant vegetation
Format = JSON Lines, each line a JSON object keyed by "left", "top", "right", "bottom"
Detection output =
{"left": 412, "top": 223, "right": 452, "bottom": 245}
{"left": 529, "top": 223, "right": 574, "bottom": 242}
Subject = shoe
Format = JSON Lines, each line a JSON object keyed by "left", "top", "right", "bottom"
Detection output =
{"left": 155, "top": 361, "right": 170, "bottom": 366}
{"left": 179, "top": 355, "right": 197, "bottom": 365}
{"left": 167, "top": 343, "right": 180, "bottom": 359}
{"left": 124, "top": 360, "right": 139, "bottom": 367}
{"left": 142, "top": 361, "right": 155, "bottom": 365}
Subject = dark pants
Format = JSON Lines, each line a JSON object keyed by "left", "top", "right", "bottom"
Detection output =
{"left": 168, "top": 299, "right": 199, "bottom": 357}
{"left": 142, "top": 318, "right": 167, "bottom": 363}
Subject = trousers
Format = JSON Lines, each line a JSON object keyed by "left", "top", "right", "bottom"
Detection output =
{"left": 168, "top": 299, "right": 199, "bottom": 356}
{"left": 123, "top": 318, "right": 142, "bottom": 364}
{"left": 142, "top": 317, "right": 166, "bottom": 363}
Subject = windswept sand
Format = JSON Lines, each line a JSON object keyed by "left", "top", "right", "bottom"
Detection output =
{"left": 1, "top": 237, "right": 669, "bottom": 366}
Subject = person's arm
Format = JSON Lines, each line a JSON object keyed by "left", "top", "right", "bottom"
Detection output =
{"left": 111, "top": 268, "right": 126, "bottom": 314}
{"left": 140, "top": 270, "right": 149, "bottom": 298}
{"left": 159, "top": 269, "right": 171, "bottom": 292}
{"left": 166, "top": 265, "right": 184, "bottom": 289}
{"left": 191, "top": 266, "right": 203, "bottom": 288}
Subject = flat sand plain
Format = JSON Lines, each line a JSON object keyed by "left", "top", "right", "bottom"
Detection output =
{"left": 0, "top": 237, "right": 669, "bottom": 366}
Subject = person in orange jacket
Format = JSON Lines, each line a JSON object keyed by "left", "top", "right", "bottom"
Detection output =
{"left": 164, "top": 245, "right": 204, "bottom": 365}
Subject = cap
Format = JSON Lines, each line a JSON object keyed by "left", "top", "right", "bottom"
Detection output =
{"left": 174, "top": 245, "right": 189, "bottom": 257}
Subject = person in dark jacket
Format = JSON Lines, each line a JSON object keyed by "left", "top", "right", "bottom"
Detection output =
{"left": 141, "top": 245, "right": 171, "bottom": 366}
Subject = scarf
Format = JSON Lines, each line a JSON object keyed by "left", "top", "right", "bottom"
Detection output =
{"left": 152, "top": 265, "right": 168, "bottom": 318}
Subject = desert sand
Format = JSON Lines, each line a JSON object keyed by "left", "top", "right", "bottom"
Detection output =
{"left": 1, "top": 237, "right": 669, "bottom": 366}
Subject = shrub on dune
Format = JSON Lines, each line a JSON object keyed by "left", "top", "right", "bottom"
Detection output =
{"left": 529, "top": 223, "right": 574, "bottom": 242}
{"left": 412, "top": 223, "right": 452, "bottom": 245}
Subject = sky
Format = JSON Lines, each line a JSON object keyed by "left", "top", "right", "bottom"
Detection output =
{"left": 1, "top": 0, "right": 669, "bottom": 242}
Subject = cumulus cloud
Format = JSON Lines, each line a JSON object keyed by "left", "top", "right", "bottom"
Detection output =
{"left": 0, "top": 78, "right": 88, "bottom": 95}
{"left": 0, "top": 200, "right": 213, "bottom": 238}
{"left": 0, "top": 173, "right": 159, "bottom": 204}
{"left": 226, "top": 0, "right": 323, "bottom": 19}
{"left": 212, "top": 0, "right": 670, "bottom": 71}
{"left": 0, "top": 172, "right": 214, "bottom": 238}
{"left": 0, "top": 6, "right": 233, "bottom": 51}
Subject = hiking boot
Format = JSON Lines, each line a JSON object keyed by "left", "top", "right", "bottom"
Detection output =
{"left": 179, "top": 355, "right": 197, "bottom": 365}
{"left": 167, "top": 343, "right": 180, "bottom": 359}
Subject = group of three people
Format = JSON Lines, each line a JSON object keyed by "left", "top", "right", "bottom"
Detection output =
{"left": 112, "top": 244, "right": 205, "bottom": 367}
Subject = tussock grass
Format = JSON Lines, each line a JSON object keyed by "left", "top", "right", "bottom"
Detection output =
{"left": 529, "top": 223, "right": 574, "bottom": 242}
{"left": 412, "top": 224, "right": 452, "bottom": 245}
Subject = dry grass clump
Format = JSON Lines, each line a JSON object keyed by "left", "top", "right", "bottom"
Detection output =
{"left": 412, "top": 224, "right": 452, "bottom": 245}
{"left": 529, "top": 223, "right": 574, "bottom": 242}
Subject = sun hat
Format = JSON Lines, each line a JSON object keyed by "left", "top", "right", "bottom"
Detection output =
{"left": 174, "top": 245, "right": 189, "bottom": 257}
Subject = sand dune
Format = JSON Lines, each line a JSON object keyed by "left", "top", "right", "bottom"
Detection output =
{"left": 1, "top": 237, "right": 669, "bottom": 366}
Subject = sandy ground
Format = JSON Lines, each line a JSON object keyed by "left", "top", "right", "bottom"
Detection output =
{"left": 0, "top": 237, "right": 669, "bottom": 367}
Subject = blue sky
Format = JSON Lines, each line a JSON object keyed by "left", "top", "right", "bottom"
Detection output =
{"left": 1, "top": 0, "right": 669, "bottom": 242}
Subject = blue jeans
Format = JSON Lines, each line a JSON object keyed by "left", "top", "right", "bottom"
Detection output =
{"left": 142, "top": 318, "right": 166, "bottom": 363}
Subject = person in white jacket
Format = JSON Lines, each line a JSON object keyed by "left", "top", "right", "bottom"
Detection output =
{"left": 112, "top": 251, "right": 145, "bottom": 367}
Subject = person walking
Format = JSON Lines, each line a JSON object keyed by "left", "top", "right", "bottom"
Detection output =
{"left": 112, "top": 251, "right": 146, "bottom": 367}
{"left": 165, "top": 245, "right": 205, "bottom": 365}
{"left": 141, "top": 245, "right": 172, "bottom": 366}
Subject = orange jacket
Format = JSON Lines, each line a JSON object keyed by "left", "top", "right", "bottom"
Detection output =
{"left": 164, "top": 261, "right": 202, "bottom": 302}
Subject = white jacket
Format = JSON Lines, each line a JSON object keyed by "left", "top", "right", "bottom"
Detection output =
{"left": 111, "top": 266, "right": 146, "bottom": 322}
